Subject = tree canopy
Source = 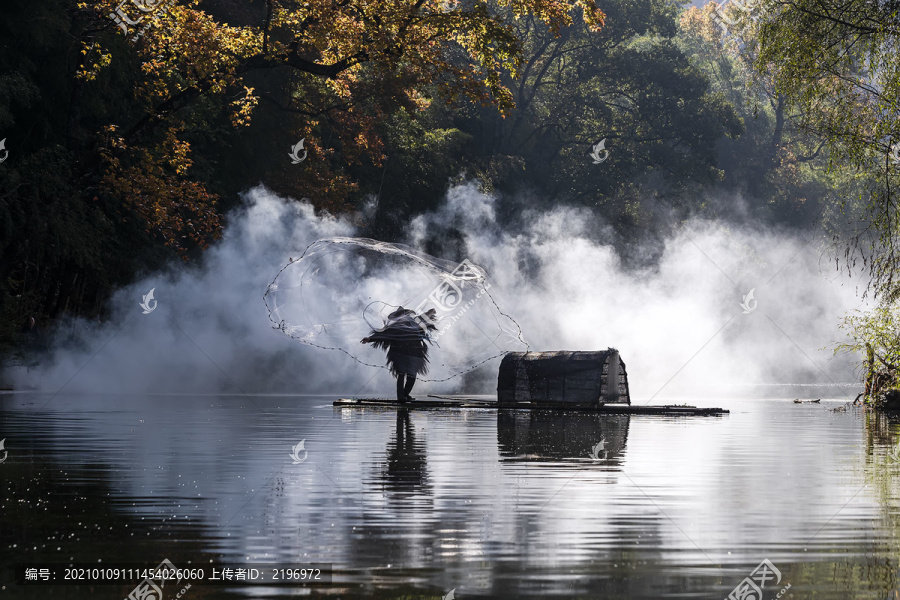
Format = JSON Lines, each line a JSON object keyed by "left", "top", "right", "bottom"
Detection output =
{"left": 749, "top": 0, "right": 900, "bottom": 297}
{"left": 745, "top": 0, "right": 900, "bottom": 400}
{"left": 0, "top": 0, "right": 845, "bottom": 359}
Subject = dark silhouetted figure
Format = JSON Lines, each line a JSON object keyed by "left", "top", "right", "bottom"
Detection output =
{"left": 361, "top": 307, "right": 437, "bottom": 401}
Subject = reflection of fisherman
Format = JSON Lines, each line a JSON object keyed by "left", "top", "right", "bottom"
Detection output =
{"left": 383, "top": 408, "right": 428, "bottom": 491}
{"left": 361, "top": 307, "right": 438, "bottom": 402}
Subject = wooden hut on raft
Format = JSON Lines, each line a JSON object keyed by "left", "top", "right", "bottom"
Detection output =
{"left": 497, "top": 349, "right": 629, "bottom": 408}
{"left": 337, "top": 347, "right": 727, "bottom": 415}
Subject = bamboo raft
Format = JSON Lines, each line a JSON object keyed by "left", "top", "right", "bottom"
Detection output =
{"left": 336, "top": 350, "right": 729, "bottom": 416}
{"left": 334, "top": 395, "right": 728, "bottom": 416}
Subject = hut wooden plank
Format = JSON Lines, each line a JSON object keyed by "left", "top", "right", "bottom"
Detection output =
{"left": 334, "top": 396, "right": 728, "bottom": 415}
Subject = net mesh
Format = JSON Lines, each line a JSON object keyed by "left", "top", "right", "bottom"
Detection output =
{"left": 263, "top": 237, "right": 528, "bottom": 381}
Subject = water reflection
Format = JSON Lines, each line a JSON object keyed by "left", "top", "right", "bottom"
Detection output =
{"left": 497, "top": 410, "right": 629, "bottom": 465}
{"left": 379, "top": 407, "right": 431, "bottom": 498}
{"left": 7, "top": 394, "right": 900, "bottom": 599}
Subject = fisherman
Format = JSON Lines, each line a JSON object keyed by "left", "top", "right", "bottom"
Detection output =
{"left": 361, "top": 307, "right": 438, "bottom": 402}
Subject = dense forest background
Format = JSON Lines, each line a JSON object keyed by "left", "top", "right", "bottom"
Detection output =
{"left": 1, "top": 0, "right": 897, "bottom": 392}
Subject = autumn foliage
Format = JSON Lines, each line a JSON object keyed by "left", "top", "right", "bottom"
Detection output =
{"left": 79, "top": 0, "right": 605, "bottom": 252}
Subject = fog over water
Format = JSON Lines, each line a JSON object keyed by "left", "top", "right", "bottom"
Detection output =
{"left": 12, "top": 183, "right": 863, "bottom": 400}
{"left": 1, "top": 183, "right": 879, "bottom": 600}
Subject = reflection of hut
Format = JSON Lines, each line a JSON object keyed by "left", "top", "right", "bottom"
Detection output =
{"left": 497, "top": 411, "right": 630, "bottom": 462}
{"left": 497, "top": 350, "right": 629, "bottom": 408}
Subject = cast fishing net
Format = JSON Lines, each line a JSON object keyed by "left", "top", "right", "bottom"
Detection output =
{"left": 263, "top": 237, "right": 528, "bottom": 381}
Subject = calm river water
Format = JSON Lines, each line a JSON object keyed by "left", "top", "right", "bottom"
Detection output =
{"left": 3, "top": 392, "right": 900, "bottom": 599}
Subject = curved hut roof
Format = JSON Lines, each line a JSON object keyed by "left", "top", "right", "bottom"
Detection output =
{"left": 498, "top": 349, "right": 629, "bottom": 407}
